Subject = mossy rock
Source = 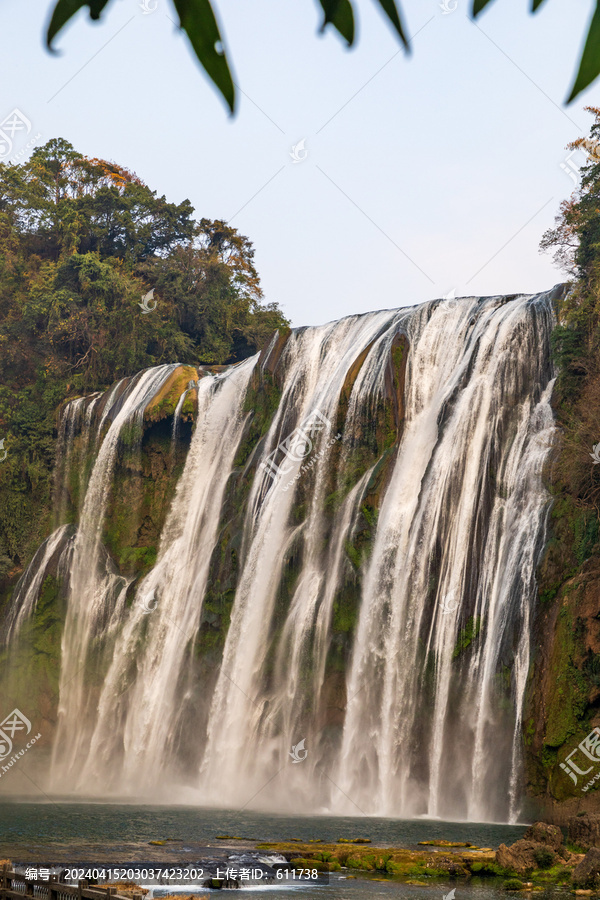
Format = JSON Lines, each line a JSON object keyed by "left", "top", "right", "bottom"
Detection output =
{"left": 452, "top": 615, "right": 483, "bottom": 659}
{"left": 143, "top": 365, "right": 198, "bottom": 425}
{"left": 289, "top": 858, "right": 331, "bottom": 871}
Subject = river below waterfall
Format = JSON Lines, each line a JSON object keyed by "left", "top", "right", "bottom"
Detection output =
{"left": 0, "top": 802, "right": 527, "bottom": 861}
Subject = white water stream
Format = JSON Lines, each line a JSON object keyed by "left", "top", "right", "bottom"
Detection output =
{"left": 6, "top": 293, "right": 556, "bottom": 822}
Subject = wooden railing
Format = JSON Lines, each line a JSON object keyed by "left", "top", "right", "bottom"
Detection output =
{"left": 0, "top": 868, "right": 137, "bottom": 900}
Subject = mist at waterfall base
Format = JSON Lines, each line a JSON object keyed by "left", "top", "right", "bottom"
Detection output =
{"left": 1, "top": 291, "right": 558, "bottom": 826}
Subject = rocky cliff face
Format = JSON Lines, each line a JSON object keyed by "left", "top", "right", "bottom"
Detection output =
{"left": 522, "top": 281, "right": 600, "bottom": 822}
{"left": 0, "top": 295, "right": 565, "bottom": 815}
{"left": 524, "top": 554, "right": 600, "bottom": 822}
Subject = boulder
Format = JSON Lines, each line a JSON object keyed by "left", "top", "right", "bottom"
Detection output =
{"left": 523, "top": 822, "right": 564, "bottom": 851}
{"left": 496, "top": 840, "right": 556, "bottom": 874}
{"left": 569, "top": 814, "right": 600, "bottom": 850}
{"left": 572, "top": 848, "right": 600, "bottom": 886}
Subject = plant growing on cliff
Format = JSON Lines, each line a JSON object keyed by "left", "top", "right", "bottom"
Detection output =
{"left": 527, "top": 108, "right": 600, "bottom": 804}
{"left": 0, "top": 139, "right": 288, "bottom": 594}
{"left": 541, "top": 108, "right": 600, "bottom": 516}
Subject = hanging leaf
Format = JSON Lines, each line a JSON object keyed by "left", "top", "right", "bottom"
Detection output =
{"left": 531, "top": 0, "right": 548, "bottom": 10}
{"left": 472, "top": 0, "right": 496, "bottom": 17}
{"left": 568, "top": 1, "right": 600, "bottom": 103}
{"left": 47, "top": 0, "right": 112, "bottom": 48}
{"left": 318, "top": 0, "right": 355, "bottom": 46}
{"left": 373, "top": 0, "right": 409, "bottom": 50}
{"left": 172, "top": 0, "right": 235, "bottom": 113}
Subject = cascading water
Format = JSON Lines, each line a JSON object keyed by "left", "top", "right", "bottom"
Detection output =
{"left": 50, "top": 364, "right": 179, "bottom": 779}
{"left": 2, "top": 290, "right": 558, "bottom": 822}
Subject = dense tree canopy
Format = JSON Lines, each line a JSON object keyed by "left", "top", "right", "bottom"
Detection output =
{"left": 0, "top": 138, "right": 287, "bottom": 384}
{"left": 0, "top": 138, "right": 288, "bottom": 575}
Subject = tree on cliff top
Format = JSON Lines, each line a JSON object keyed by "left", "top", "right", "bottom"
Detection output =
{"left": 0, "top": 139, "right": 288, "bottom": 574}
{"left": 0, "top": 138, "right": 288, "bottom": 383}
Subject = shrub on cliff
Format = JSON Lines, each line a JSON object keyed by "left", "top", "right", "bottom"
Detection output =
{"left": 541, "top": 108, "right": 600, "bottom": 519}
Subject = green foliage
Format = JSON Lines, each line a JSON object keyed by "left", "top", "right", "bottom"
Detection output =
{"left": 567, "top": 3, "right": 600, "bottom": 102}
{"left": 0, "top": 139, "right": 287, "bottom": 589}
{"left": 452, "top": 615, "right": 482, "bottom": 659}
{"left": 45, "top": 0, "right": 407, "bottom": 112}
{"left": 503, "top": 879, "right": 524, "bottom": 891}
{"left": 289, "top": 858, "right": 331, "bottom": 871}
{"left": 373, "top": 852, "right": 394, "bottom": 873}
{"left": 173, "top": 0, "right": 234, "bottom": 111}
{"left": 318, "top": 0, "right": 355, "bottom": 45}
{"left": 535, "top": 606, "right": 589, "bottom": 801}
{"left": 470, "top": 861, "right": 510, "bottom": 876}
{"left": 574, "top": 511, "right": 599, "bottom": 564}
{"left": 473, "top": 0, "right": 600, "bottom": 103}
{"left": 536, "top": 106, "right": 600, "bottom": 627}
{"left": 533, "top": 847, "right": 555, "bottom": 869}
{"left": 41, "top": 0, "right": 600, "bottom": 110}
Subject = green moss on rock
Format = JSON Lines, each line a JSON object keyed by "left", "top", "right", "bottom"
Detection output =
{"left": 452, "top": 615, "right": 482, "bottom": 660}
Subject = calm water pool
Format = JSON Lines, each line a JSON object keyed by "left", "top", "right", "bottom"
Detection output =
{"left": 0, "top": 801, "right": 528, "bottom": 863}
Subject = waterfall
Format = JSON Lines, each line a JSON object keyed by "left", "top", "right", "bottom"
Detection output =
{"left": 61, "top": 358, "right": 257, "bottom": 790}
{"left": 335, "top": 296, "right": 556, "bottom": 822}
{"left": 50, "top": 364, "right": 179, "bottom": 781}
{"left": 4, "top": 524, "right": 74, "bottom": 644}
{"left": 4, "top": 291, "right": 557, "bottom": 822}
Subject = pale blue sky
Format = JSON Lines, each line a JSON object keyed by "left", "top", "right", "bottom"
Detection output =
{"left": 0, "top": 0, "right": 598, "bottom": 326}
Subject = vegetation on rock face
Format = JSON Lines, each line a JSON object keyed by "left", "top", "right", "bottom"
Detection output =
{"left": 452, "top": 614, "right": 483, "bottom": 660}
{"left": 527, "top": 107, "right": 600, "bottom": 809}
{"left": 0, "top": 138, "right": 288, "bottom": 597}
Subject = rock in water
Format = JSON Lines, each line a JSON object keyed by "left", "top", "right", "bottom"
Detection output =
{"left": 569, "top": 814, "right": 600, "bottom": 850}
{"left": 496, "top": 840, "right": 556, "bottom": 874}
{"left": 572, "top": 848, "right": 600, "bottom": 886}
{"left": 523, "top": 822, "right": 564, "bottom": 851}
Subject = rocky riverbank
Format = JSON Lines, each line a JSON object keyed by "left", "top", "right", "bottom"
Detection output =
{"left": 252, "top": 819, "right": 600, "bottom": 890}
{"left": 13, "top": 819, "right": 600, "bottom": 892}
